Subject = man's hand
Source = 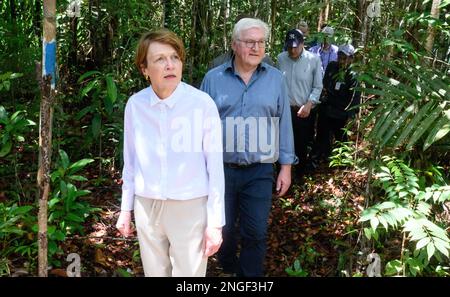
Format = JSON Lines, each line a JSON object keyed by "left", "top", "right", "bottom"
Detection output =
{"left": 203, "top": 227, "right": 223, "bottom": 257}
{"left": 276, "top": 164, "right": 292, "bottom": 197}
{"left": 116, "top": 210, "right": 134, "bottom": 237}
{"left": 297, "top": 101, "right": 313, "bottom": 118}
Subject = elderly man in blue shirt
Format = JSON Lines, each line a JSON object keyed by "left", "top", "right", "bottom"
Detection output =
{"left": 201, "top": 18, "right": 296, "bottom": 277}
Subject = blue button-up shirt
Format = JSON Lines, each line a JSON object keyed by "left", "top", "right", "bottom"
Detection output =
{"left": 309, "top": 44, "right": 338, "bottom": 73}
{"left": 200, "top": 59, "right": 297, "bottom": 165}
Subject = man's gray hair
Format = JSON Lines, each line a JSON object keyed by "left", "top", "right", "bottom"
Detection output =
{"left": 232, "top": 18, "right": 270, "bottom": 41}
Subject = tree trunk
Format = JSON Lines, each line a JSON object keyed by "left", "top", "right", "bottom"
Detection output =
{"left": 425, "top": 0, "right": 441, "bottom": 54}
{"left": 38, "top": 0, "right": 56, "bottom": 277}
{"left": 9, "top": 0, "right": 16, "bottom": 23}
{"left": 317, "top": 0, "right": 323, "bottom": 31}
{"left": 163, "top": 0, "right": 174, "bottom": 30}
{"left": 353, "top": 0, "right": 366, "bottom": 47}
{"left": 69, "top": 16, "right": 78, "bottom": 67}
{"left": 34, "top": 0, "right": 42, "bottom": 38}
{"left": 270, "top": 0, "right": 276, "bottom": 50}
{"left": 188, "top": 0, "right": 198, "bottom": 84}
{"left": 323, "top": 0, "right": 330, "bottom": 25}
{"left": 222, "top": 0, "right": 228, "bottom": 50}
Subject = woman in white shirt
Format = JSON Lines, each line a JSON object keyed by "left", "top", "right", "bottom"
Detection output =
{"left": 115, "top": 29, "right": 225, "bottom": 277}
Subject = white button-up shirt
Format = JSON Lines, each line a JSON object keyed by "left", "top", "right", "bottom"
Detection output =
{"left": 121, "top": 82, "right": 225, "bottom": 227}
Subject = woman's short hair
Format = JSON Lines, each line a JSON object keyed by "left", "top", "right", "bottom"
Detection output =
{"left": 232, "top": 18, "right": 269, "bottom": 41}
{"left": 135, "top": 29, "right": 186, "bottom": 73}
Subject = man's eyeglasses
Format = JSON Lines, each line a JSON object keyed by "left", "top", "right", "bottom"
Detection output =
{"left": 237, "top": 39, "right": 267, "bottom": 48}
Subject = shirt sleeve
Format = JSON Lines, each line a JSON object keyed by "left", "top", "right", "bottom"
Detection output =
{"left": 200, "top": 74, "right": 210, "bottom": 95}
{"left": 202, "top": 99, "right": 225, "bottom": 228}
{"left": 120, "top": 101, "right": 135, "bottom": 211}
{"left": 277, "top": 76, "right": 298, "bottom": 165}
{"left": 309, "top": 56, "right": 323, "bottom": 104}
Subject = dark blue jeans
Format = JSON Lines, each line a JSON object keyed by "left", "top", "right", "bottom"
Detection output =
{"left": 218, "top": 163, "right": 274, "bottom": 277}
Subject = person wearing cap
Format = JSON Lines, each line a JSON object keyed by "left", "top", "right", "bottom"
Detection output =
{"left": 201, "top": 18, "right": 296, "bottom": 277}
{"left": 309, "top": 26, "right": 339, "bottom": 73}
{"left": 277, "top": 29, "right": 323, "bottom": 179}
{"left": 313, "top": 43, "right": 361, "bottom": 161}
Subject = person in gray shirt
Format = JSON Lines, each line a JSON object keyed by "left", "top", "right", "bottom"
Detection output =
{"left": 277, "top": 29, "right": 323, "bottom": 178}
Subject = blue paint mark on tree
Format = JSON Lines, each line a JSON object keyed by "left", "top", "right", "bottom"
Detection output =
{"left": 43, "top": 40, "right": 57, "bottom": 89}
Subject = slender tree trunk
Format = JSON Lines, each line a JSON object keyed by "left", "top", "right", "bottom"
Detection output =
{"left": 353, "top": 0, "right": 366, "bottom": 47}
{"left": 164, "top": 0, "right": 174, "bottom": 30}
{"left": 9, "top": 0, "right": 16, "bottom": 22}
{"left": 317, "top": 0, "right": 323, "bottom": 31}
{"left": 188, "top": 0, "right": 197, "bottom": 84}
{"left": 34, "top": 0, "right": 41, "bottom": 39}
{"left": 69, "top": 15, "right": 78, "bottom": 67}
{"left": 161, "top": 0, "right": 165, "bottom": 27}
{"left": 323, "top": 0, "right": 330, "bottom": 25}
{"left": 425, "top": 0, "right": 441, "bottom": 54}
{"left": 38, "top": 0, "right": 56, "bottom": 277}
{"left": 270, "top": 0, "right": 276, "bottom": 50}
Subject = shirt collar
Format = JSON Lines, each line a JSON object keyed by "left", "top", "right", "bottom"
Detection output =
{"left": 225, "top": 56, "right": 267, "bottom": 75}
{"left": 149, "top": 82, "right": 182, "bottom": 108}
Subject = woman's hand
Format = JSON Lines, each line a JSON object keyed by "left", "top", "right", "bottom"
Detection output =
{"left": 116, "top": 210, "right": 135, "bottom": 237}
{"left": 203, "top": 227, "right": 223, "bottom": 257}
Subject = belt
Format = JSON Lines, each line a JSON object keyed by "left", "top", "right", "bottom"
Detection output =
{"left": 224, "top": 162, "right": 258, "bottom": 169}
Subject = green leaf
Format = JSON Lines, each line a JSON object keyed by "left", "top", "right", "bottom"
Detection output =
{"left": 416, "top": 201, "right": 431, "bottom": 216}
{"left": 59, "top": 149, "right": 70, "bottom": 170}
{"left": 80, "top": 80, "right": 98, "bottom": 97}
{"left": 427, "top": 243, "right": 436, "bottom": 261}
{"left": 52, "top": 230, "right": 66, "bottom": 241}
{"left": 66, "top": 213, "right": 85, "bottom": 223}
{"left": 423, "top": 110, "right": 450, "bottom": 151}
{"left": 0, "top": 105, "right": 7, "bottom": 122}
{"left": 415, "top": 237, "right": 430, "bottom": 250}
{"left": 385, "top": 259, "right": 402, "bottom": 276}
{"left": 47, "top": 225, "right": 56, "bottom": 234}
{"left": 11, "top": 205, "right": 33, "bottom": 215}
{"left": 77, "top": 70, "right": 101, "bottom": 83}
{"left": 105, "top": 75, "right": 117, "bottom": 104}
{"left": 406, "top": 258, "right": 422, "bottom": 276}
{"left": 0, "top": 140, "right": 12, "bottom": 157}
{"left": 368, "top": 104, "right": 394, "bottom": 141}
{"left": 48, "top": 198, "right": 60, "bottom": 208}
{"left": 406, "top": 105, "right": 443, "bottom": 150}
{"left": 433, "top": 238, "right": 450, "bottom": 258}
{"left": 75, "top": 106, "right": 94, "bottom": 120}
{"left": 360, "top": 103, "right": 386, "bottom": 131}
{"left": 370, "top": 217, "right": 379, "bottom": 230}
{"left": 380, "top": 104, "right": 414, "bottom": 147}
{"left": 68, "top": 158, "right": 94, "bottom": 174}
{"left": 359, "top": 207, "right": 378, "bottom": 222}
{"left": 364, "top": 227, "right": 372, "bottom": 240}
{"left": 378, "top": 215, "right": 388, "bottom": 230}
{"left": 393, "top": 101, "right": 434, "bottom": 148}
{"left": 375, "top": 101, "right": 406, "bottom": 142}
{"left": 103, "top": 94, "right": 113, "bottom": 116}
{"left": 68, "top": 175, "right": 88, "bottom": 182}
{"left": 91, "top": 113, "right": 101, "bottom": 138}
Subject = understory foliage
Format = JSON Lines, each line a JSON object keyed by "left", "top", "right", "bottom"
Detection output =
{"left": 0, "top": 0, "right": 449, "bottom": 276}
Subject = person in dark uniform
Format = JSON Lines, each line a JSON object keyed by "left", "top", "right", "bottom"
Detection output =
{"left": 313, "top": 43, "right": 361, "bottom": 162}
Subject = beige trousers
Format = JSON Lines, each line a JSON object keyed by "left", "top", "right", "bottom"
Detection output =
{"left": 134, "top": 195, "right": 207, "bottom": 277}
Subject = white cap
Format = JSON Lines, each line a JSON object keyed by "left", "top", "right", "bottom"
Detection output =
{"left": 338, "top": 44, "right": 355, "bottom": 56}
{"left": 321, "top": 26, "right": 334, "bottom": 36}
